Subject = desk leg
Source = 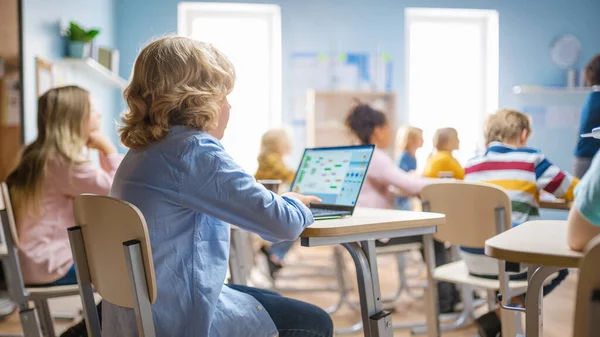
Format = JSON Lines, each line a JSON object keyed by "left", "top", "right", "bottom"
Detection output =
{"left": 342, "top": 241, "right": 393, "bottom": 337}
{"left": 423, "top": 234, "right": 440, "bottom": 337}
{"left": 525, "top": 265, "right": 560, "bottom": 337}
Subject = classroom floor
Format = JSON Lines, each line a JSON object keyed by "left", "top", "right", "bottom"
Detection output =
{"left": 274, "top": 245, "right": 575, "bottom": 337}
{"left": 0, "top": 245, "right": 576, "bottom": 337}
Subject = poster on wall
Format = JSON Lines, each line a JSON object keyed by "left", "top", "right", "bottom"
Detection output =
{"left": 290, "top": 52, "right": 393, "bottom": 121}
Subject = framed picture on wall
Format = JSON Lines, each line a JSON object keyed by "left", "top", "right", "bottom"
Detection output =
{"left": 35, "top": 56, "right": 54, "bottom": 97}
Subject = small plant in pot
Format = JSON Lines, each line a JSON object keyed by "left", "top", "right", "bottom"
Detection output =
{"left": 66, "top": 21, "right": 100, "bottom": 59}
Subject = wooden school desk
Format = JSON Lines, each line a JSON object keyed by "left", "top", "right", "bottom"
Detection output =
{"left": 485, "top": 221, "right": 583, "bottom": 337}
{"left": 300, "top": 208, "right": 445, "bottom": 337}
{"left": 539, "top": 199, "right": 572, "bottom": 211}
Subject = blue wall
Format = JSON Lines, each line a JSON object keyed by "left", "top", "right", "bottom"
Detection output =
{"left": 24, "top": 0, "right": 599, "bottom": 158}
{"left": 22, "top": 0, "right": 120, "bottom": 144}
{"left": 115, "top": 0, "right": 600, "bottom": 123}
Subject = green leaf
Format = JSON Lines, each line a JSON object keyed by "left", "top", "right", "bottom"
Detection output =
{"left": 67, "top": 21, "right": 100, "bottom": 42}
{"left": 85, "top": 29, "right": 100, "bottom": 42}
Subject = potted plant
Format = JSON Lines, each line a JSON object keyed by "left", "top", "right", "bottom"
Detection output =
{"left": 66, "top": 21, "right": 100, "bottom": 59}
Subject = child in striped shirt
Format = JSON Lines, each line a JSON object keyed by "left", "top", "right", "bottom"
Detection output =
{"left": 463, "top": 108, "right": 576, "bottom": 337}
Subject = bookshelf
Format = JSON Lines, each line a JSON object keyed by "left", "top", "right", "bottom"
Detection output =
{"left": 306, "top": 90, "right": 397, "bottom": 155}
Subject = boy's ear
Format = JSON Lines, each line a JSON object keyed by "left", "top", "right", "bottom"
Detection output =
{"left": 520, "top": 128, "right": 529, "bottom": 144}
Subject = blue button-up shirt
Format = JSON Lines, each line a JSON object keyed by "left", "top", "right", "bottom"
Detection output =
{"left": 103, "top": 126, "right": 314, "bottom": 337}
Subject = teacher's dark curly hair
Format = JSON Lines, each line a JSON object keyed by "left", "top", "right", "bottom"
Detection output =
{"left": 345, "top": 103, "right": 388, "bottom": 145}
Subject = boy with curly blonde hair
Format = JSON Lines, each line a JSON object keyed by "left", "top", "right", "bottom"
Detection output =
{"left": 109, "top": 36, "right": 332, "bottom": 337}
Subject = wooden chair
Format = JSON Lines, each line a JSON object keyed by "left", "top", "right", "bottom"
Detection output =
{"left": 0, "top": 182, "right": 80, "bottom": 337}
{"left": 69, "top": 194, "right": 157, "bottom": 337}
{"left": 419, "top": 181, "right": 528, "bottom": 336}
{"left": 573, "top": 234, "right": 600, "bottom": 337}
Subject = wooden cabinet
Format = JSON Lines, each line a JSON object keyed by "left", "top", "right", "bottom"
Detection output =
{"left": 0, "top": 126, "right": 20, "bottom": 181}
{"left": 0, "top": 0, "right": 22, "bottom": 182}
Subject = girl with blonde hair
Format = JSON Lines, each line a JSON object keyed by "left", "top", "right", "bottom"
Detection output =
{"left": 255, "top": 127, "right": 295, "bottom": 184}
{"left": 109, "top": 36, "right": 332, "bottom": 337}
{"left": 395, "top": 125, "right": 423, "bottom": 210}
{"left": 422, "top": 127, "right": 464, "bottom": 179}
{"left": 7, "top": 85, "right": 121, "bottom": 337}
{"left": 8, "top": 85, "right": 121, "bottom": 285}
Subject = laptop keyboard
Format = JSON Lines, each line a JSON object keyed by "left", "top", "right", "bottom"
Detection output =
{"left": 311, "top": 208, "right": 347, "bottom": 217}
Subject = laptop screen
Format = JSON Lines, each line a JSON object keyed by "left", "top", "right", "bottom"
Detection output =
{"left": 290, "top": 145, "right": 374, "bottom": 207}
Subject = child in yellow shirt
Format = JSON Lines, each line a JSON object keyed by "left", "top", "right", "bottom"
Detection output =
{"left": 255, "top": 128, "right": 297, "bottom": 278}
{"left": 422, "top": 127, "right": 464, "bottom": 179}
{"left": 255, "top": 128, "right": 295, "bottom": 184}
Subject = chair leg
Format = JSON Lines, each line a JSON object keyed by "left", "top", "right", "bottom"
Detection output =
{"left": 381, "top": 253, "right": 406, "bottom": 304}
{"left": 34, "top": 300, "right": 55, "bottom": 337}
{"left": 123, "top": 242, "right": 156, "bottom": 337}
{"left": 17, "top": 302, "right": 42, "bottom": 337}
{"left": 412, "top": 284, "right": 476, "bottom": 335}
{"left": 382, "top": 252, "right": 426, "bottom": 306}
{"left": 487, "top": 290, "right": 497, "bottom": 311}
{"left": 326, "top": 247, "right": 348, "bottom": 314}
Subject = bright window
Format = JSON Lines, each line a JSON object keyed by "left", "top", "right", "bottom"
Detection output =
{"left": 405, "top": 8, "right": 498, "bottom": 170}
{"left": 178, "top": 3, "right": 282, "bottom": 173}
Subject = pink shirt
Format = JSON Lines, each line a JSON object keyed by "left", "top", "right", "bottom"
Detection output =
{"left": 18, "top": 152, "right": 123, "bottom": 285}
{"left": 357, "top": 148, "right": 432, "bottom": 209}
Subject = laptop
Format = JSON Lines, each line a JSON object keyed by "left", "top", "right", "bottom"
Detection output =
{"left": 290, "top": 145, "right": 375, "bottom": 219}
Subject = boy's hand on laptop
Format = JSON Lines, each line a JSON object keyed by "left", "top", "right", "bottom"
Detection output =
{"left": 282, "top": 192, "right": 322, "bottom": 207}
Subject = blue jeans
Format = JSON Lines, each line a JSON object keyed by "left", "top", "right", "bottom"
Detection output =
{"left": 28, "top": 265, "right": 78, "bottom": 287}
{"left": 270, "top": 240, "right": 296, "bottom": 260}
{"left": 227, "top": 284, "right": 333, "bottom": 337}
{"left": 395, "top": 197, "right": 413, "bottom": 211}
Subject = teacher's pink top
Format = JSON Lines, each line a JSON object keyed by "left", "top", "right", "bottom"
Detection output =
{"left": 358, "top": 148, "right": 432, "bottom": 209}
{"left": 17, "top": 152, "right": 123, "bottom": 285}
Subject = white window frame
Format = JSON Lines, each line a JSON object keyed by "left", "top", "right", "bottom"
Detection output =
{"left": 405, "top": 8, "right": 499, "bottom": 155}
{"left": 177, "top": 2, "right": 282, "bottom": 128}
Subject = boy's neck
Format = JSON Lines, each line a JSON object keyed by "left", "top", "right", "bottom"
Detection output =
{"left": 406, "top": 147, "right": 417, "bottom": 156}
{"left": 501, "top": 139, "right": 524, "bottom": 148}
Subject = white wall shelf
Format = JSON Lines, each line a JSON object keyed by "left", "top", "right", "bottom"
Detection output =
{"left": 63, "top": 58, "right": 128, "bottom": 89}
{"left": 513, "top": 85, "right": 599, "bottom": 94}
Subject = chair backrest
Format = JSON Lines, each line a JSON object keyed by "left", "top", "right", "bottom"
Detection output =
{"left": 73, "top": 194, "right": 157, "bottom": 308}
{"left": 573, "top": 235, "right": 600, "bottom": 337}
{"left": 1, "top": 182, "right": 23, "bottom": 249}
{"left": 421, "top": 181, "right": 512, "bottom": 248}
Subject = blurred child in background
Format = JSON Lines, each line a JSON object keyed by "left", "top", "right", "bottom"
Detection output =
{"left": 255, "top": 127, "right": 295, "bottom": 184}
{"left": 395, "top": 126, "right": 423, "bottom": 210}
{"left": 423, "top": 127, "right": 464, "bottom": 179}
{"left": 255, "top": 127, "right": 298, "bottom": 278}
